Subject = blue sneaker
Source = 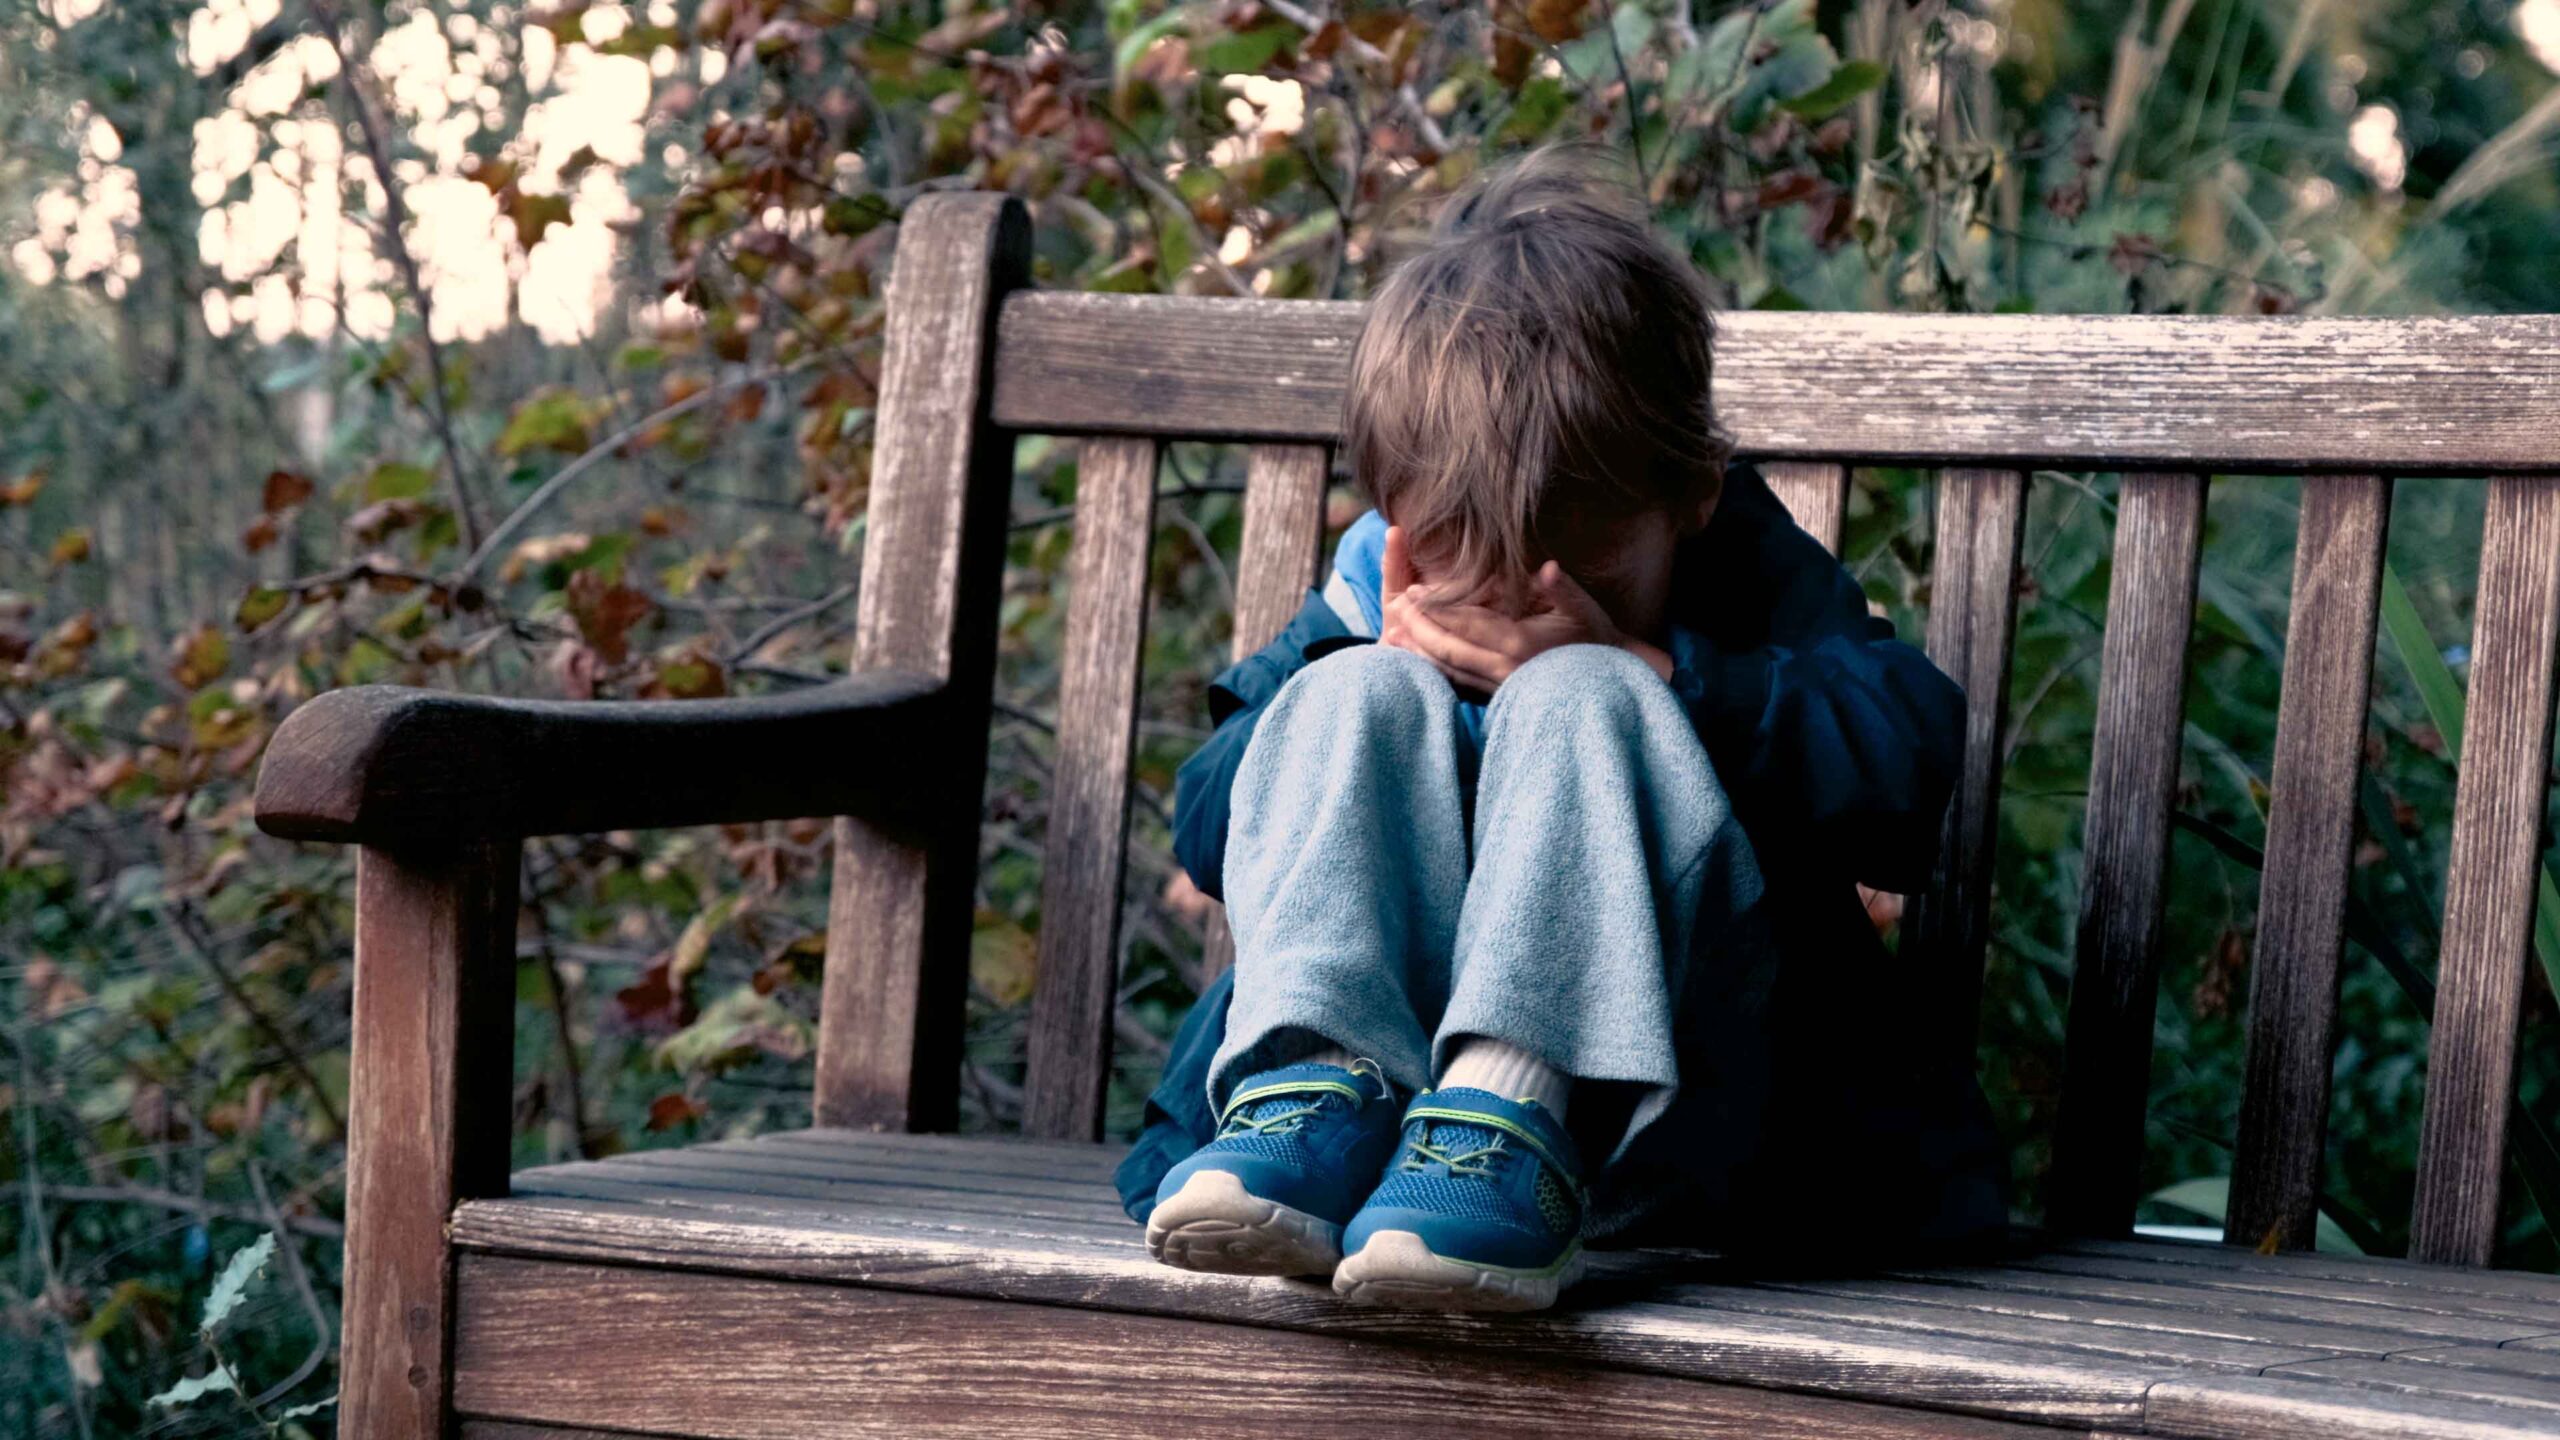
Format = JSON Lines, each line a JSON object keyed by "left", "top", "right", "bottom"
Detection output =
{"left": 1146, "top": 1059, "right": 1401, "bottom": 1276}
{"left": 1333, "top": 1088, "right": 1587, "bottom": 1312}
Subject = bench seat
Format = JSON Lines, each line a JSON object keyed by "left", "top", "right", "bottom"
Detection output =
{"left": 446, "top": 1130, "right": 2560, "bottom": 1439}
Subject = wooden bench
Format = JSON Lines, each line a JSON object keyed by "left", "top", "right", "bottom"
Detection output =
{"left": 255, "top": 193, "right": 2560, "bottom": 1439}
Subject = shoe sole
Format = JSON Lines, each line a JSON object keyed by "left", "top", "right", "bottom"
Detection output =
{"left": 1145, "top": 1170, "right": 1343, "bottom": 1277}
{"left": 1331, "top": 1229, "right": 1584, "bottom": 1313}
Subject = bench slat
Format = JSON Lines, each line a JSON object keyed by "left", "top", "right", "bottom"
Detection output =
{"left": 2229, "top": 475, "right": 2394, "bottom": 1252}
{"left": 1202, "top": 443, "right": 1335, "bottom": 979}
{"left": 2148, "top": 1375, "right": 2560, "bottom": 1440}
{"left": 818, "top": 194, "right": 1028, "bottom": 1133}
{"left": 1903, "top": 468, "right": 2031, "bottom": 1047}
{"left": 2050, "top": 471, "right": 2210, "bottom": 1236}
{"left": 1023, "top": 437, "right": 1163, "bottom": 1140}
{"left": 1235, "top": 445, "right": 1332, "bottom": 655}
{"left": 2411, "top": 474, "right": 2560, "bottom": 1266}
{"left": 1762, "top": 461, "right": 1850, "bottom": 554}
{"left": 454, "top": 1254, "right": 2086, "bottom": 1440}
{"left": 993, "top": 295, "right": 2560, "bottom": 472}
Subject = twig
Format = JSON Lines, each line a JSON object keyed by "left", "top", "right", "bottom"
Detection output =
{"left": 727, "top": 581, "right": 860, "bottom": 667}
{"left": 42, "top": 1183, "right": 345, "bottom": 1239}
{"left": 458, "top": 360, "right": 804, "bottom": 583}
{"left": 164, "top": 905, "right": 346, "bottom": 1139}
{"left": 1262, "top": 0, "right": 1453, "bottom": 154}
{"left": 307, "top": 0, "right": 487, "bottom": 550}
{"left": 244, "top": 1163, "right": 335, "bottom": 1411}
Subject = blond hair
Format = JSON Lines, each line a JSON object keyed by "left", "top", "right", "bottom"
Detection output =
{"left": 1343, "top": 145, "right": 1732, "bottom": 605}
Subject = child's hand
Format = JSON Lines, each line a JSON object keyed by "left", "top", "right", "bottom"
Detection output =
{"left": 1380, "top": 527, "right": 1672, "bottom": 691}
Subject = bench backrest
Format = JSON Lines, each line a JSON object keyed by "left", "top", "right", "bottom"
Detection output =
{"left": 823, "top": 193, "right": 2560, "bottom": 1268}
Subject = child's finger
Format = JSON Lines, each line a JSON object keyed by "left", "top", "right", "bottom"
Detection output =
{"left": 1400, "top": 599, "right": 1514, "bottom": 684}
{"left": 1382, "top": 525, "right": 1414, "bottom": 598}
{"left": 1428, "top": 602, "right": 1533, "bottom": 660}
{"left": 1536, "top": 561, "right": 1605, "bottom": 619}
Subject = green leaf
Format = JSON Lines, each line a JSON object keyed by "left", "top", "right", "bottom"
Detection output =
{"left": 2147, "top": 1176, "right": 2363, "bottom": 1255}
{"left": 2380, "top": 561, "right": 2560, "bottom": 1002}
{"left": 364, "top": 462, "right": 435, "bottom": 502}
{"left": 200, "top": 1233, "right": 275, "bottom": 1335}
{"left": 1779, "top": 59, "right": 1886, "bottom": 119}
{"left": 148, "top": 1361, "right": 240, "bottom": 1408}
{"left": 498, "top": 387, "right": 597, "bottom": 457}
{"left": 1195, "top": 19, "right": 1293, "bottom": 75}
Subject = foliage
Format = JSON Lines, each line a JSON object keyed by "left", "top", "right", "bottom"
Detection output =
{"left": 3, "top": 0, "right": 2558, "bottom": 1432}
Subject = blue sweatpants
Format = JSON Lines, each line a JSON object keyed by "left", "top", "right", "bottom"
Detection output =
{"left": 1210, "top": 642, "right": 1779, "bottom": 1236}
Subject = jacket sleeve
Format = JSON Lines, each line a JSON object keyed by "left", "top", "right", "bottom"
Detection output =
{"left": 1669, "top": 622, "right": 1964, "bottom": 894}
{"left": 1664, "top": 472, "right": 1965, "bottom": 893}
{"left": 1171, "top": 590, "right": 1354, "bottom": 901}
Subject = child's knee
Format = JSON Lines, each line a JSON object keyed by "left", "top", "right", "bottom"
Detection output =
{"left": 1280, "top": 641, "right": 1450, "bottom": 721}
{"left": 1495, "top": 643, "right": 1662, "bottom": 722}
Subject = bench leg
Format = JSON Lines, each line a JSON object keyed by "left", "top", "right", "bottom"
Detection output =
{"left": 342, "top": 842, "right": 519, "bottom": 1439}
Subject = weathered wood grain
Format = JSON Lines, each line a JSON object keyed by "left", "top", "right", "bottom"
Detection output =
{"left": 1234, "top": 444, "right": 1332, "bottom": 655}
{"left": 2056, "top": 1234, "right": 2560, "bottom": 1309}
{"left": 448, "top": 1216, "right": 2172, "bottom": 1426}
{"left": 2411, "top": 474, "right": 2560, "bottom": 1267}
{"left": 2148, "top": 1375, "right": 2560, "bottom": 1440}
{"left": 991, "top": 295, "right": 2560, "bottom": 472}
{"left": 1998, "top": 1251, "right": 2560, "bottom": 1330}
{"left": 451, "top": 1256, "right": 2087, "bottom": 1440}
{"left": 1866, "top": 1263, "right": 2538, "bottom": 1346}
{"left": 1658, "top": 1283, "right": 2334, "bottom": 1372}
{"left": 1202, "top": 442, "right": 1335, "bottom": 977}
{"left": 2262, "top": 1357, "right": 2560, "bottom": 1414}
{"left": 341, "top": 842, "right": 519, "bottom": 1440}
{"left": 1901, "top": 468, "right": 2031, "bottom": 1048}
{"left": 1761, "top": 461, "right": 1850, "bottom": 554}
{"left": 1023, "top": 436, "right": 1162, "bottom": 1140}
{"left": 817, "top": 193, "right": 1030, "bottom": 1134}
{"left": 2228, "top": 475, "right": 2393, "bottom": 1253}
{"left": 2049, "top": 471, "right": 2210, "bottom": 1236}
{"left": 2396, "top": 1347, "right": 2560, "bottom": 1384}
{"left": 1768, "top": 1273, "right": 2507, "bottom": 1357}
{"left": 255, "top": 673, "right": 945, "bottom": 846}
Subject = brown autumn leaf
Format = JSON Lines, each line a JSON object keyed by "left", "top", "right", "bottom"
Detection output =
{"left": 262, "top": 468, "right": 315, "bottom": 512}
{"left": 646, "top": 1091, "right": 709, "bottom": 1131}
{"left": 508, "top": 192, "right": 574, "bottom": 251}
{"left": 49, "top": 528, "right": 92, "bottom": 567}
{"left": 0, "top": 468, "right": 45, "bottom": 506}
{"left": 566, "top": 567, "right": 654, "bottom": 664}
{"left": 1525, "top": 0, "right": 1584, "bottom": 43}
{"left": 2107, "top": 231, "right": 2163, "bottom": 276}
{"left": 169, "top": 625, "right": 230, "bottom": 688}
{"left": 240, "top": 513, "right": 280, "bottom": 554}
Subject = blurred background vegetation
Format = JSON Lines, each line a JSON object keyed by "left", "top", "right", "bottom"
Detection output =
{"left": 5, "top": 0, "right": 2560, "bottom": 1432}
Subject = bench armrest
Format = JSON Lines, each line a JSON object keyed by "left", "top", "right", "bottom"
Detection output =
{"left": 254, "top": 670, "right": 949, "bottom": 847}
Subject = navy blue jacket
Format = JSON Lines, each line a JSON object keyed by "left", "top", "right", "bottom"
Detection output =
{"left": 1123, "top": 465, "right": 2006, "bottom": 1246}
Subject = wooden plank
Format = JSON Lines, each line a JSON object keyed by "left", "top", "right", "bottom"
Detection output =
{"left": 505, "top": 1173, "right": 1141, "bottom": 1251}
{"left": 991, "top": 295, "right": 2560, "bottom": 472}
{"left": 450, "top": 1200, "right": 2172, "bottom": 1428}
{"left": 1870, "top": 1263, "right": 2537, "bottom": 1346}
{"left": 1203, "top": 442, "right": 1334, "bottom": 978}
{"left": 2149, "top": 1375, "right": 2560, "bottom": 1440}
{"left": 2228, "top": 475, "right": 2394, "bottom": 1252}
{"left": 2396, "top": 1347, "right": 2560, "bottom": 1383}
{"left": 1902, "top": 467, "right": 2031, "bottom": 1047}
{"left": 1022, "top": 437, "right": 1162, "bottom": 1140}
{"left": 1761, "top": 461, "right": 1850, "bottom": 554}
{"left": 1233, "top": 444, "right": 1332, "bottom": 654}
{"left": 2411, "top": 474, "right": 2560, "bottom": 1267}
{"left": 2000, "top": 1252, "right": 2560, "bottom": 1331}
{"left": 744, "top": 1126, "right": 1129, "bottom": 1178}
{"left": 522, "top": 1150, "right": 1138, "bottom": 1224}
{"left": 818, "top": 193, "right": 1030, "bottom": 1133}
{"left": 1660, "top": 1284, "right": 2337, "bottom": 1373}
{"left": 342, "top": 841, "right": 520, "bottom": 1440}
{"left": 453, "top": 1256, "right": 2086, "bottom": 1440}
{"left": 2265, "top": 1357, "right": 2560, "bottom": 1414}
{"left": 1764, "top": 1275, "right": 2485, "bottom": 1358}
{"left": 2058, "top": 1235, "right": 2560, "bottom": 1309}
{"left": 2048, "top": 471, "right": 2210, "bottom": 1236}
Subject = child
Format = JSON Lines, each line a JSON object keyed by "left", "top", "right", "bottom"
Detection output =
{"left": 1119, "top": 147, "right": 2006, "bottom": 1313}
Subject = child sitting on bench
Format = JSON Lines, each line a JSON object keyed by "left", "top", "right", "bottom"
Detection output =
{"left": 1120, "top": 145, "right": 2007, "bottom": 1313}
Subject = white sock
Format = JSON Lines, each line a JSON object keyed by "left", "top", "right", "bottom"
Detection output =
{"left": 1296, "top": 1043, "right": 1361, "bottom": 1071}
{"left": 1437, "top": 1037, "right": 1570, "bottom": 1121}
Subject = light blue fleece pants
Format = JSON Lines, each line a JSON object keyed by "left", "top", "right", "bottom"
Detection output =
{"left": 1211, "top": 642, "right": 1776, "bottom": 1211}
